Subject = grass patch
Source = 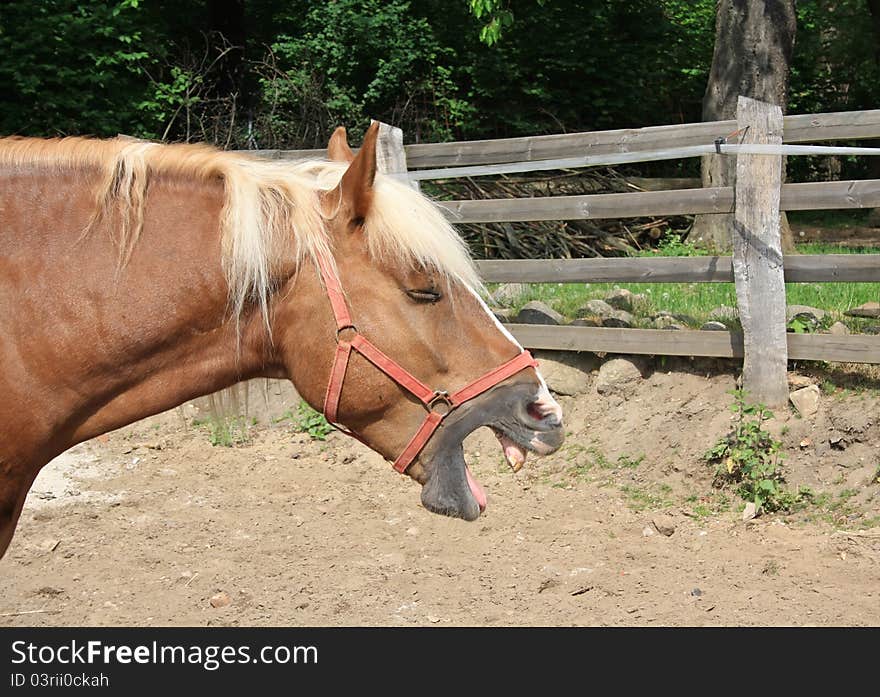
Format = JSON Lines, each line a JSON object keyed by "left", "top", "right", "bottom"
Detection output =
{"left": 564, "top": 445, "right": 644, "bottom": 480}
{"left": 786, "top": 209, "right": 873, "bottom": 229}
{"left": 193, "top": 415, "right": 253, "bottom": 447}
{"left": 685, "top": 491, "right": 732, "bottom": 519}
{"left": 620, "top": 483, "right": 674, "bottom": 512}
{"left": 493, "top": 239, "right": 880, "bottom": 330}
{"left": 800, "top": 487, "right": 876, "bottom": 528}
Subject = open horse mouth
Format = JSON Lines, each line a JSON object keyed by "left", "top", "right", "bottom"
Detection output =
{"left": 417, "top": 381, "right": 564, "bottom": 521}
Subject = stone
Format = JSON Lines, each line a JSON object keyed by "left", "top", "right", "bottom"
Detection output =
{"left": 700, "top": 321, "right": 727, "bottom": 331}
{"left": 742, "top": 502, "right": 758, "bottom": 521}
{"left": 828, "top": 321, "right": 850, "bottom": 336}
{"left": 209, "top": 591, "right": 231, "bottom": 608}
{"left": 652, "top": 316, "right": 684, "bottom": 330}
{"left": 709, "top": 305, "right": 738, "bottom": 320}
{"left": 491, "top": 307, "right": 515, "bottom": 324}
{"left": 577, "top": 299, "right": 614, "bottom": 318}
{"left": 867, "top": 208, "right": 880, "bottom": 228}
{"left": 532, "top": 350, "right": 597, "bottom": 396}
{"left": 605, "top": 288, "right": 634, "bottom": 311}
{"left": 787, "top": 304, "right": 826, "bottom": 322}
{"left": 652, "top": 514, "right": 676, "bottom": 537}
{"left": 787, "top": 374, "right": 814, "bottom": 389}
{"left": 829, "top": 434, "right": 847, "bottom": 450}
{"left": 514, "top": 300, "right": 563, "bottom": 325}
{"left": 595, "top": 357, "right": 643, "bottom": 396}
{"left": 844, "top": 302, "right": 880, "bottom": 319}
{"left": 491, "top": 283, "right": 528, "bottom": 307}
{"left": 672, "top": 313, "right": 698, "bottom": 327}
{"left": 789, "top": 385, "right": 820, "bottom": 418}
{"left": 642, "top": 526, "right": 655, "bottom": 537}
{"left": 601, "top": 310, "right": 635, "bottom": 328}
{"left": 569, "top": 317, "right": 601, "bottom": 327}
{"left": 787, "top": 305, "right": 826, "bottom": 326}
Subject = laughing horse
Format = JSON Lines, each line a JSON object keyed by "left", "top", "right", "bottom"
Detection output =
{"left": 0, "top": 123, "right": 564, "bottom": 558}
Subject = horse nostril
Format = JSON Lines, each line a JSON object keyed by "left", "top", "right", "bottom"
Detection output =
{"left": 527, "top": 400, "right": 562, "bottom": 427}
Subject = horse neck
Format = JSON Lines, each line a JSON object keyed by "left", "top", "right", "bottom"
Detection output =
{"left": 0, "top": 168, "right": 280, "bottom": 464}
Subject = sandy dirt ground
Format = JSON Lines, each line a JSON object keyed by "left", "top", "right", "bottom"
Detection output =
{"left": 1, "top": 359, "right": 878, "bottom": 627}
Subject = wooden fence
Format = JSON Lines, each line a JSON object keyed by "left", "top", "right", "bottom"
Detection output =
{"left": 247, "top": 103, "right": 880, "bottom": 406}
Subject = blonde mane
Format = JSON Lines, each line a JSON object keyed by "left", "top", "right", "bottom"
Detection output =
{"left": 0, "top": 135, "right": 482, "bottom": 324}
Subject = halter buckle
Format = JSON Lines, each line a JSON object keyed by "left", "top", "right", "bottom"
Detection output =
{"left": 428, "top": 390, "right": 453, "bottom": 415}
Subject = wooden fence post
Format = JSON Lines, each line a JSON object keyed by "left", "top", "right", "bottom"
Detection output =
{"left": 372, "top": 120, "right": 419, "bottom": 191}
{"left": 733, "top": 96, "right": 789, "bottom": 407}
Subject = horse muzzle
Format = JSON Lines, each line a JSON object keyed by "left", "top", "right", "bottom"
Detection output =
{"left": 413, "top": 381, "right": 565, "bottom": 521}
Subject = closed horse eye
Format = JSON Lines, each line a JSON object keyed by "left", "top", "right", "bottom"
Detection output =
{"left": 406, "top": 288, "right": 442, "bottom": 303}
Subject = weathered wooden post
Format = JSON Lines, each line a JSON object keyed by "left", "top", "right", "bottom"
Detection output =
{"left": 372, "top": 120, "right": 418, "bottom": 191}
{"left": 732, "top": 96, "right": 789, "bottom": 406}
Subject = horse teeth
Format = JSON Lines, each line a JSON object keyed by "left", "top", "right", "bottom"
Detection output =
{"left": 506, "top": 452, "right": 525, "bottom": 473}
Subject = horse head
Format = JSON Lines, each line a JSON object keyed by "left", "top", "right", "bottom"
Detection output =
{"left": 273, "top": 123, "right": 565, "bottom": 520}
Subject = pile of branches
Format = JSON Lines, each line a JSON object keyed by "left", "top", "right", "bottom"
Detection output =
{"left": 428, "top": 168, "right": 694, "bottom": 259}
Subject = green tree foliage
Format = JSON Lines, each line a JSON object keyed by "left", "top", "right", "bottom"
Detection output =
{"left": 791, "top": 0, "right": 880, "bottom": 115}
{"left": 461, "top": 0, "right": 716, "bottom": 136}
{"left": 254, "top": 0, "right": 474, "bottom": 146}
{"left": 0, "top": 0, "right": 161, "bottom": 136}
{"left": 0, "top": 0, "right": 878, "bottom": 151}
{"left": 469, "top": 0, "right": 525, "bottom": 45}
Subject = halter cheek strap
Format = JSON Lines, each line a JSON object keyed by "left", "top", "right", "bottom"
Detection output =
{"left": 315, "top": 254, "right": 538, "bottom": 474}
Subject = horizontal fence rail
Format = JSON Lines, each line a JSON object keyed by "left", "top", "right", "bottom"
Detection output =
{"left": 407, "top": 144, "right": 880, "bottom": 182}
{"left": 509, "top": 326, "right": 880, "bottom": 364}
{"left": 239, "top": 109, "right": 880, "bottom": 167}
{"left": 438, "top": 179, "right": 880, "bottom": 223}
{"left": 476, "top": 254, "right": 880, "bottom": 283}
{"left": 403, "top": 109, "right": 880, "bottom": 168}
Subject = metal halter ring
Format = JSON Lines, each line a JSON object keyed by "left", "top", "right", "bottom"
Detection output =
{"left": 336, "top": 324, "right": 358, "bottom": 342}
{"left": 428, "top": 390, "right": 453, "bottom": 415}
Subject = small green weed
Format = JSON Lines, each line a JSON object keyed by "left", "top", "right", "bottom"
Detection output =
{"left": 787, "top": 317, "right": 814, "bottom": 334}
{"left": 637, "top": 230, "right": 710, "bottom": 258}
{"left": 566, "top": 446, "right": 644, "bottom": 479}
{"left": 620, "top": 484, "right": 673, "bottom": 511}
{"left": 616, "top": 453, "right": 645, "bottom": 469}
{"left": 292, "top": 401, "right": 334, "bottom": 441}
{"left": 704, "top": 389, "right": 809, "bottom": 513}
{"left": 197, "top": 415, "right": 251, "bottom": 447}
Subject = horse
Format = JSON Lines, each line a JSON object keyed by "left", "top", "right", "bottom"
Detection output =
{"left": 0, "top": 122, "right": 564, "bottom": 559}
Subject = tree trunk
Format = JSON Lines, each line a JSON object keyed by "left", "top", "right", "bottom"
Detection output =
{"left": 690, "top": 0, "right": 797, "bottom": 252}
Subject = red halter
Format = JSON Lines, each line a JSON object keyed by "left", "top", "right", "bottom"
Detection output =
{"left": 316, "top": 254, "right": 538, "bottom": 474}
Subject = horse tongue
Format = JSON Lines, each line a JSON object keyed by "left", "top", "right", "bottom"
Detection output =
{"left": 465, "top": 465, "right": 487, "bottom": 512}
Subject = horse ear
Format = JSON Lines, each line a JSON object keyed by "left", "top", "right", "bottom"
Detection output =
{"left": 327, "top": 126, "right": 355, "bottom": 163}
{"left": 338, "top": 122, "right": 379, "bottom": 222}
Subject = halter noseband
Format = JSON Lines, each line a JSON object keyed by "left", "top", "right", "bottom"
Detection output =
{"left": 316, "top": 254, "right": 538, "bottom": 474}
